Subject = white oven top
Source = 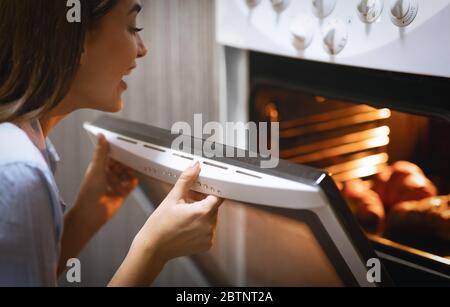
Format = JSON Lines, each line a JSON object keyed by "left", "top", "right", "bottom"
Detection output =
{"left": 216, "top": 0, "right": 450, "bottom": 78}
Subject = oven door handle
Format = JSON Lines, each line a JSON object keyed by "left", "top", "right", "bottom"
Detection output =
{"left": 84, "top": 122, "right": 328, "bottom": 210}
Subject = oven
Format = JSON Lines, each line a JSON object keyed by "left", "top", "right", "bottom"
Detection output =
{"left": 215, "top": 0, "right": 450, "bottom": 286}
{"left": 85, "top": 0, "right": 450, "bottom": 286}
{"left": 246, "top": 52, "right": 449, "bottom": 286}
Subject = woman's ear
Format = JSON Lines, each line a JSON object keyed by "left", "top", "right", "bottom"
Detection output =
{"left": 80, "top": 49, "right": 87, "bottom": 66}
{"left": 80, "top": 29, "right": 95, "bottom": 66}
{"left": 80, "top": 39, "right": 88, "bottom": 66}
{"left": 81, "top": 29, "right": 98, "bottom": 66}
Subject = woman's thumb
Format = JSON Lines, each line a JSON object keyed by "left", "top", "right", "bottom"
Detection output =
{"left": 168, "top": 161, "right": 200, "bottom": 200}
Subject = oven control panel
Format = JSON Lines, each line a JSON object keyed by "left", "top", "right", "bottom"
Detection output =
{"left": 217, "top": 0, "right": 450, "bottom": 77}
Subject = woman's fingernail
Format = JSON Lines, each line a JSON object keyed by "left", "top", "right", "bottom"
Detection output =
{"left": 97, "top": 134, "right": 105, "bottom": 143}
{"left": 189, "top": 161, "right": 199, "bottom": 169}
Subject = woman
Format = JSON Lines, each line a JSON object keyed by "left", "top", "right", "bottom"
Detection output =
{"left": 0, "top": 0, "right": 222, "bottom": 286}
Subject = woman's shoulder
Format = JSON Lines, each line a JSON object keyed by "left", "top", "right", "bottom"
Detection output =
{"left": 0, "top": 159, "right": 58, "bottom": 213}
{"left": 0, "top": 122, "right": 48, "bottom": 170}
{"left": 0, "top": 162, "right": 50, "bottom": 204}
{"left": 0, "top": 127, "right": 65, "bottom": 241}
{"left": 0, "top": 123, "right": 62, "bottom": 209}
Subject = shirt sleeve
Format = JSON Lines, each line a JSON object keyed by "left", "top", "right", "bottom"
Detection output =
{"left": 0, "top": 163, "right": 59, "bottom": 287}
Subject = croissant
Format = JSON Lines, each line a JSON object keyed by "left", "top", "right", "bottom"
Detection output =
{"left": 343, "top": 180, "right": 385, "bottom": 234}
{"left": 372, "top": 161, "right": 437, "bottom": 210}
{"left": 385, "top": 195, "right": 450, "bottom": 241}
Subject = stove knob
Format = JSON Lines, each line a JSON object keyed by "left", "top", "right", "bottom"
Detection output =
{"left": 311, "top": 0, "right": 337, "bottom": 18}
{"left": 357, "top": 0, "right": 384, "bottom": 23}
{"left": 389, "top": 0, "right": 418, "bottom": 27}
{"left": 290, "top": 15, "right": 315, "bottom": 50}
{"left": 271, "top": 0, "right": 291, "bottom": 13}
{"left": 322, "top": 19, "right": 348, "bottom": 55}
{"left": 245, "top": 0, "right": 262, "bottom": 9}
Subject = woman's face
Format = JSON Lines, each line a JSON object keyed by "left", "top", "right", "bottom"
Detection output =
{"left": 69, "top": 0, "right": 147, "bottom": 113}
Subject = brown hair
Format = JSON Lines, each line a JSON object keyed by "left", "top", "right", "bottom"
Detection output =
{"left": 0, "top": 0, "right": 119, "bottom": 122}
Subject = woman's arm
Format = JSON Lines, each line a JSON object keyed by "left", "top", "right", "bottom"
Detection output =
{"left": 58, "top": 135, "right": 138, "bottom": 275}
{"left": 108, "top": 238, "right": 165, "bottom": 287}
{"left": 109, "top": 163, "right": 223, "bottom": 287}
{"left": 58, "top": 200, "right": 107, "bottom": 276}
{"left": 58, "top": 135, "right": 223, "bottom": 286}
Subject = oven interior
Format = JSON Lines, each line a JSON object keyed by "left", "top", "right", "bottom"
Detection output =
{"left": 252, "top": 83, "right": 449, "bottom": 244}
{"left": 249, "top": 52, "right": 450, "bottom": 285}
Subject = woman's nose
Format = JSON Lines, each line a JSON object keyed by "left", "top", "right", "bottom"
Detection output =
{"left": 137, "top": 34, "right": 148, "bottom": 58}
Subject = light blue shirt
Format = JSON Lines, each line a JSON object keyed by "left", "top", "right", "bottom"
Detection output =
{"left": 0, "top": 121, "right": 65, "bottom": 287}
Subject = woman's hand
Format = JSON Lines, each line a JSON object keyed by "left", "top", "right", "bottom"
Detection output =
{"left": 76, "top": 134, "right": 139, "bottom": 225}
{"left": 59, "top": 134, "right": 139, "bottom": 275}
{"left": 135, "top": 161, "right": 223, "bottom": 260}
{"left": 109, "top": 162, "right": 223, "bottom": 287}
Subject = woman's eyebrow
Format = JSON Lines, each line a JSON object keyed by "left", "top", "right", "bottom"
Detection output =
{"left": 128, "top": 3, "right": 142, "bottom": 15}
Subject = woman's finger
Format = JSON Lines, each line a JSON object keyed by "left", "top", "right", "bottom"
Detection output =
{"left": 106, "top": 176, "right": 129, "bottom": 196}
{"left": 187, "top": 190, "right": 207, "bottom": 202}
{"left": 94, "top": 134, "right": 110, "bottom": 166}
{"left": 108, "top": 159, "right": 136, "bottom": 181}
{"left": 167, "top": 162, "right": 200, "bottom": 201}
{"left": 107, "top": 163, "right": 136, "bottom": 183}
{"left": 106, "top": 172, "right": 138, "bottom": 196}
{"left": 194, "top": 196, "right": 224, "bottom": 213}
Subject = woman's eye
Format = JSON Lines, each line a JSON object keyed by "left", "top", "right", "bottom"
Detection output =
{"left": 129, "top": 26, "right": 144, "bottom": 34}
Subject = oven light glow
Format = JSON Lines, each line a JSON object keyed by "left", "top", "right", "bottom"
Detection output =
{"left": 291, "top": 136, "right": 389, "bottom": 164}
{"left": 430, "top": 198, "right": 443, "bottom": 207}
{"left": 367, "top": 136, "right": 390, "bottom": 148}
{"left": 314, "top": 96, "right": 327, "bottom": 103}
{"left": 326, "top": 153, "right": 389, "bottom": 176}
{"left": 347, "top": 165, "right": 381, "bottom": 180}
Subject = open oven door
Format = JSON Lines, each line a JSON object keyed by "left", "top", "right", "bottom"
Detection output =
{"left": 84, "top": 115, "right": 393, "bottom": 287}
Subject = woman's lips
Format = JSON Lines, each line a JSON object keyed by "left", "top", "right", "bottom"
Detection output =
{"left": 120, "top": 79, "right": 128, "bottom": 90}
{"left": 124, "top": 66, "right": 137, "bottom": 76}
{"left": 121, "top": 65, "right": 136, "bottom": 90}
